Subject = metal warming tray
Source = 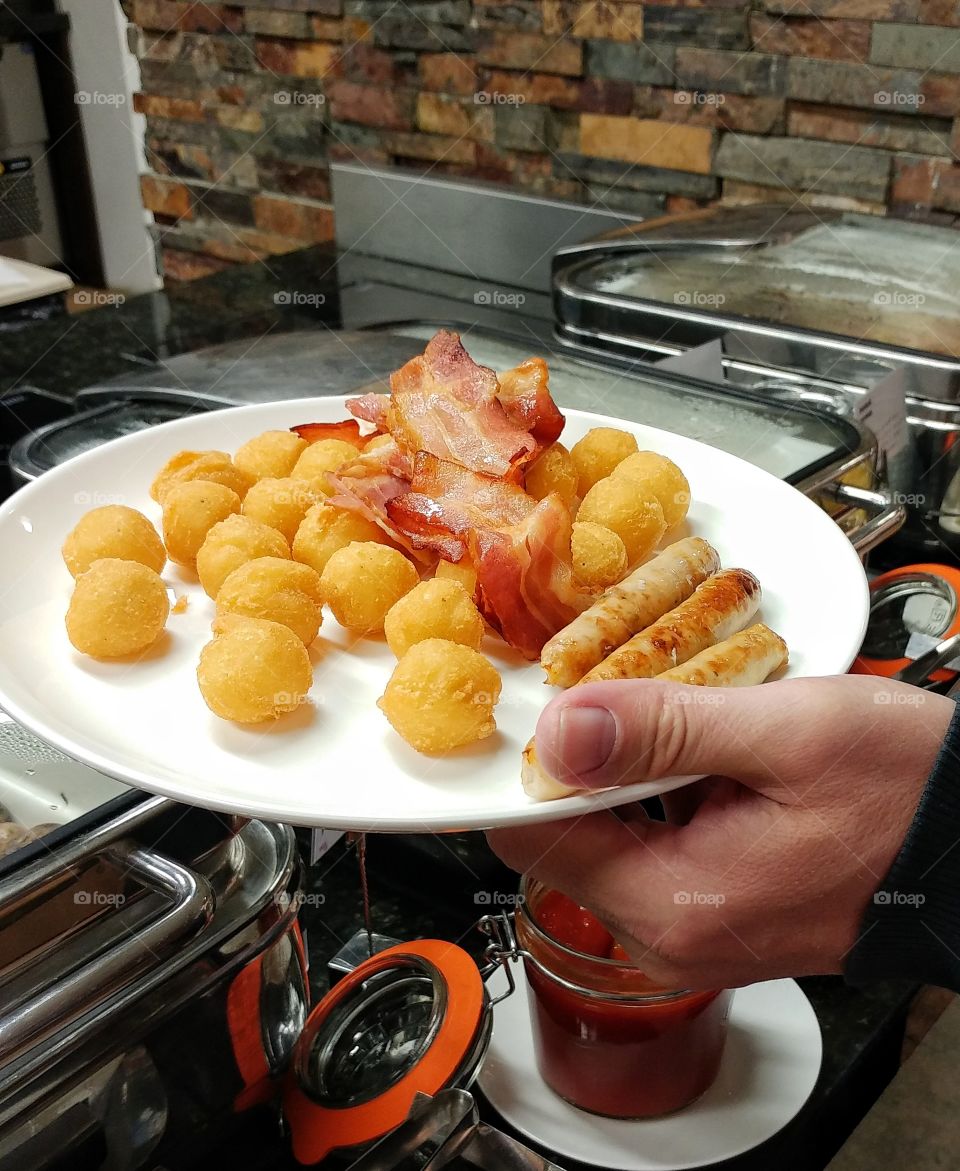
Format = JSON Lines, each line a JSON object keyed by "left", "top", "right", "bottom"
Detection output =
{"left": 9, "top": 321, "right": 901, "bottom": 556}
{"left": 552, "top": 206, "right": 960, "bottom": 561}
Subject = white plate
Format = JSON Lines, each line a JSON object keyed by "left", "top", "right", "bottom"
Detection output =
{"left": 0, "top": 397, "right": 868, "bottom": 831}
{"left": 478, "top": 966, "right": 823, "bottom": 1170}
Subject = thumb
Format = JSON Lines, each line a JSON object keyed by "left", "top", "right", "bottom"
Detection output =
{"left": 535, "top": 676, "right": 837, "bottom": 797}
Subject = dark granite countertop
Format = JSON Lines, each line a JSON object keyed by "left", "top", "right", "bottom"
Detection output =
{"left": 0, "top": 250, "right": 926, "bottom": 1171}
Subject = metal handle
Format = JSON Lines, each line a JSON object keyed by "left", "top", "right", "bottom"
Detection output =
{"left": 0, "top": 840, "right": 213, "bottom": 1063}
{"left": 824, "top": 482, "right": 907, "bottom": 555}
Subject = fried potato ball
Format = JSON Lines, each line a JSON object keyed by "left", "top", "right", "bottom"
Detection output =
{"left": 570, "top": 428, "right": 639, "bottom": 497}
{"left": 384, "top": 579, "right": 484, "bottom": 658}
{"left": 161, "top": 481, "right": 241, "bottom": 568}
{"left": 364, "top": 433, "right": 393, "bottom": 454}
{"left": 319, "top": 542, "right": 419, "bottom": 633}
{"left": 613, "top": 451, "right": 691, "bottom": 529}
{"left": 378, "top": 638, "right": 501, "bottom": 755}
{"left": 150, "top": 450, "right": 253, "bottom": 504}
{"left": 196, "top": 514, "right": 290, "bottom": 599}
{"left": 197, "top": 615, "right": 312, "bottom": 724}
{"left": 292, "top": 503, "right": 390, "bottom": 576}
{"left": 291, "top": 440, "right": 359, "bottom": 493}
{"left": 216, "top": 557, "right": 324, "bottom": 645}
{"left": 66, "top": 558, "right": 169, "bottom": 659}
{"left": 234, "top": 430, "right": 308, "bottom": 481}
{"left": 62, "top": 505, "right": 166, "bottom": 578}
{"left": 571, "top": 521, "right": 629, "bottom": 590}
{"left": 241, "top": 477, "right": 323, "bottom": 544}
{"left": 577, "top": 477, "right": 666, "bottom": 564}
{"left": 435, "top": 558, "right": 478, "bottom": 597}
{"left": 525, "top": 442, "right": 578, "bottom": 508}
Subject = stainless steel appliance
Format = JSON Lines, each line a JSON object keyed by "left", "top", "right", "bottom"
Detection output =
{"left": 0, "top": 713, "right": 306, "bottom": 1171}
{"left": 552, "top": 205, "right": 960, "bottom": 562}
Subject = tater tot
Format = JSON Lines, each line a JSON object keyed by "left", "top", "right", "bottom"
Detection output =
{"left": 66, "top": 558, "right": 169, "bottom": 659}
{"left": 378, "top": 638, "right": 501, "bottom": 754}
{"left": 161, "top": 481, "right": 241, "bottom": 568}
{"left": 196, "top": 514, "right": 290, "bottom": 599}
{"left": 571, "top": 521, "right": 628, "bottom": 590}
{"left": 384, "top": 579, "right": 484, "bottom": 658}
{"left": 577, "top": 477, "right": 666, "bottom": 564}
{"left": 241, "top": 477, "right": 322, "bottom": 544}
{"left": 62, "top": 505, "right": 166, "bottom": 578}
{"left": 151, "top": 450, "right": 253, "bottom": 504}
{"left": 292, "top": 503, "right": 389, "bottom": 575}
{"left": 197, "top": 615, "right": 312, "bottom": 724}
{"left": 291, "top": 440, "right": 360, "bottom": 493}
{"left": 570, "top": 428, "right": 639, "bottom": 497}
{"left": 525, "top": 442, "right": 578, "bottom": 508}
{"left": 319, "top": 542, "right": 419, "bottom": 633}
{"left": 234, "top": 430, "right": 308, "bottom": 481}
{"left": 613, "top": 451, "right": 691, "bottom": 529}
{"left": 216, "top": 557, "right": 324, "bottom": 645}
{"left": 435, "top": 558, "right": 478, "bottom": 597}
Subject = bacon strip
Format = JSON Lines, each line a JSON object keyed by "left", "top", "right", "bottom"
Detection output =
{"left": 291, "top": 420, "right": 366, "bottom": 448}
{"left": 387, "top": 330, "right": 538, "bottom": 478}
{"left": 389, "top": 454, "right": 592, "bottom": 658}
{"left": 327, "top": 440, "right": 425, "bottom": 561}
{"left": 497, "top": 358, "right": 565, "bottom": 447}
{"left": 346, "top": 392, "right": 390, "bottom": 432}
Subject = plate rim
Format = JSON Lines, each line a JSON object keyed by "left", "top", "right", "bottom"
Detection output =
{"left": 0, "top": 396, "right": 869, "bottom": 831}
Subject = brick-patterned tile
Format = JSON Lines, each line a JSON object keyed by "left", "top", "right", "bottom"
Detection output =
{"left": 715, "top": 132, "right": 891, "bottom": 199}
{"left": 255, "top": 37, "right": 339, "bottom": 79}
{"left": 253, "top": 193, "right": 335, "bottom": 240}
{"left": 721, "top": 178, "right": 887, "bottom": 214}
{"left": 921, "top": 72, "right": 960, "bottom": 116}
{"left": 214, "top": 105, "right": 265, "bottom": 132}
{"left": 919, "top": 0, "right": 960, "bottom": 24}
{"left": 337, "top": 44, "right": 397, "bottom": 84}
{"left": 256, "top": 157, "right": 332, "bottom": 201}
{"left": 675, "top": 48, "right": 786, "bottom": 95}
{"left": 763, "top": 0, "right": 918, "bottom": 16}
{"left": 133, "top": 93, "right": 206, "bottom": 121}
{"left": 788, "top": 102, "right": 953, "bottom": 155}
{"left": 871, "top": 22, "right": 960, "bottom": 71}
{"left": 543, "top": 1, "right": 644, "bottom": 42}
{"left": 481, "top": 69, "right": 583, "bottom": 107}
{"left": 787, "top": 58, "right": 922, "bottom": 111}
{"left": 749, "top": 14, "right": 870, "bottom": 61}
{"left": 162, "top": 246, "right": 234, "bottom": 280}
{"left": 417, "top": 92, "right": 495, "bottom": 140}
{"left": 130, "top": 0, "right": 242, "bottom": 33}
{"left": 891, "top": 155, "right": 945, "bottom": 205}
{"left": 140, "top": 173, "right": 194, "bottom": 218}
{"left": 383, "top": 130, "right": 478, "bottom": 163}
{"left": 477, "top": 30, "right": 583, "bottom": 75}
{"left": 577, "top": 77, "right": 634, "bottom": 114}
{"left": 419, "top": 52, "right": 478, "bottom": 95}
{"left": 581, "top": 113, "right": 715, "bottom": 172}
{"left": 326, "top": 80, "right": 415, "bottom": 128}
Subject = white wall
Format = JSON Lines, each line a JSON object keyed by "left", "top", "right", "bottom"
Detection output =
{"left": 59, "top": 0, "right": 160, "bottom": 293}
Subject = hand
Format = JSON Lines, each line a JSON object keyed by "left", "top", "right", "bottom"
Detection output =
{"left": 488, "top": 675, "right": 954, "bottom": 989}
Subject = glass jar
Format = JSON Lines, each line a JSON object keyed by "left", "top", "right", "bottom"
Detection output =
{"left": 515, "top": 880, "right": 733, "bottom": 1119}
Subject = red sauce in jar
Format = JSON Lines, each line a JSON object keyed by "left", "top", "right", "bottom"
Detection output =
{"left": 519, "top": 888, "right": 732, "bottom": 1119}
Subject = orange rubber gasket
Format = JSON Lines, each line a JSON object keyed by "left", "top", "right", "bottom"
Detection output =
{"left": 284, "top": 938, "right": 484, "bottom": 1165}
{"left": 851, "top": 563, "right": 960, "bottom": 683}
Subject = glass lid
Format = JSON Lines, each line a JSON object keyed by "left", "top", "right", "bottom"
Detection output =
{"left": 566, "top": 214, "right": 960, "bottom": 361}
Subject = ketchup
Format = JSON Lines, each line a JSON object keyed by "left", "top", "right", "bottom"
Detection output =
{"left": 519, "top": 887, "right": 732, "bottom": 1119}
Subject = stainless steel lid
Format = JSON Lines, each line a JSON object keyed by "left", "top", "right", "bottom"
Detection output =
{"left": 553, "top": 206, "right": 960, "bottom": 402}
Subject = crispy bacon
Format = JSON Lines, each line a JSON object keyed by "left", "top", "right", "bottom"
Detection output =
{"left": 346, "top": 392, "right": 390, "bottom": 432}
{"left": 291, "top": 420, "right": 366, "bottom": 448}
{"left": 387, "top": 331, "right": 538, "bottom": 478}
{"left": 496, "top": 358, "right": 565, "bottom": 447}
{"left": 388, "top": 454, "right": 592, "bottom": 658}
{"left": 327, "top": 439, "right": 426, "bottom": 561}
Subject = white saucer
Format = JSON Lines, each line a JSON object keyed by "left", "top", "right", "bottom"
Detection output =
{"left": 478, "top": 967, "right": 822, "bottom": 1170}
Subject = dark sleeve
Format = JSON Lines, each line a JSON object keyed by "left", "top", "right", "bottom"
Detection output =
{"left": 846, "top": 697, "right": 960, "bottom": 990}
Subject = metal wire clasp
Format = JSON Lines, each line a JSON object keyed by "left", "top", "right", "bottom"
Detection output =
{"left": 475, "top": 912, "right": 526, "bottom": 1006}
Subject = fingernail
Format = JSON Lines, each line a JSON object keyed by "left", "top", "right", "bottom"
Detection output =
{"left": 555, "top": 706, "right": 617, "bottom": 783}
